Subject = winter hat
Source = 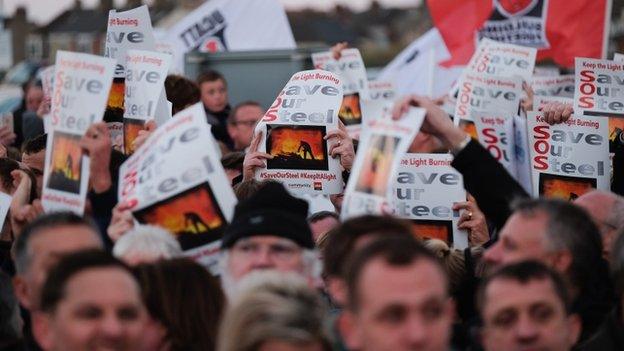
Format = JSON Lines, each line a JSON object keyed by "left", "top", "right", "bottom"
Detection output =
{"left": 221, "top": 182, "right": 314, "bottom": 249}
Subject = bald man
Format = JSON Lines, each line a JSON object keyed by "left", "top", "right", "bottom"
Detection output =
{"left": 575, "top": 190, "right": 624, "bottom": 260}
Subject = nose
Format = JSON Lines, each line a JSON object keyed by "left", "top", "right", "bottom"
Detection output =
{"left": 404, "top": 315, "right": 428, "bottom": 348}
{"left": 515, "top": 314, "right": 539, "bottom": 345}
{"left": 250, "top": 247, "right": 275, "bottom": 270}
{"left": 100, "top": 314, "right": 124, "bottom": 338}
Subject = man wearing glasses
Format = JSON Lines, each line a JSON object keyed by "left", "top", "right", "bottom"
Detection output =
{"left": 226, "top": 101, "right": 264, "bottom": 152}
{"left": 218, "top": 181, "right": 318, "bottom": 298}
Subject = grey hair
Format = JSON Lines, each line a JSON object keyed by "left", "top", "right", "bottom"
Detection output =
{"left": 217, "top": 271, "right": 331, "bottom": 351}
{"left": 511, "top": 198, "right": 604, "bottom": 290}
{"left": 112, "top": 225, "right": 182, "bottom": 260}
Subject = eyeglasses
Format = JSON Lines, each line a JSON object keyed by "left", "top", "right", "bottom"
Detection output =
{"left": 231, "top": 240, "right": 302, "bottom": 261}
{"left": 232, "top": 120, "right": 259, "bottom": 127}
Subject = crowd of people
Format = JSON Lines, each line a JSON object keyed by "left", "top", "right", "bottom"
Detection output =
{"left": 0, "top": 43, "right": 623, "bottom": 351}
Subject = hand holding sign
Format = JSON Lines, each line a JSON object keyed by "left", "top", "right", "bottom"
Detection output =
{"left": 331, "top": 42, "right": 349, "bottom": 60}
{"left": 243, "top": 131, "right": 272, "bottom": 181}
{"left": 326, "top": 121, "right": 355, "bottom": 171}
{"left": 10, "top": 199, "right": 43, "bottom": 238}
{"left": 521, "top": 81, "right": 535, "bottom": 113}
{"left": 453, "top": 194, "right": 489, "bottom": 247}
{"left": 80, "top": 123, "right": 112, "bottom": 193}
{"left": 132, "top": 119, "right": 157, "bottom": 151}
{"left": 0, "top": 126, "right": 16, "bottom": 146}
{"left": 392, "top": 95, "right": 467, "bottom": 151}
{"left": 538, "top": 101, "right": 573, "bottom": 125}
{"left": 107, "top": 201, "right": 135, "bottom": 242}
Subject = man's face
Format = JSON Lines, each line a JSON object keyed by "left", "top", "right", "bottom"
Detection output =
{"left": 574, "top": 191, "right": 619, "bottom": 259}
{"left": 484, "top": 212, "right": 551, "bottom": 269}
{"left": 26, "top": 86, "right": 44, "bottom": 112}
{"left": 481, "top": 278, "right": 580, "bottom": 351}
{"left": 15, "top": 225, "right": 102, "bottom": 310}
{"left": 34, "top": 267, "right": 147, "bottom": 351}
{"left": 227, "top": 105, "right": 263, "bottom": 150}
{"left": 226, "top": 235, "right": 305, "bottom": 281}
{"left": 346, "top": 258, "right": 453, "bottom": 351}
{"left": 200, "top": 79, "right": 228, "bottom": 113}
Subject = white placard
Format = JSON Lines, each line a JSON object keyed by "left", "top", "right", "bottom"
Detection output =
{"left": 392, "top": 153, "right": 468, "bottom": 249}
{"left": 42, "top": 51, "right": 115, "bottom": 214}
{"left": 342, "top": 100, "right": 425, "bottom": 219}
{"left": 253, "top": 70, "right": 344, "bottom": 194}
{"left": 574, "top": 58, "right": 624, "bottom": 117}
{"left": 118, "top": 103, "right": 236, "bottom": 272}
{"left": 313, "top": 48, "right": 369, "bottom": 137}
{"left": 527, "top": 112, "right": 610, "bottom": 199}
{"left": 531, "top": 75, "right": 575, "bottom": 98}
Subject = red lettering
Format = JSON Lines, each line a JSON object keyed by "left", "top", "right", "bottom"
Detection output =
{"left": 533, "top": 155, "right": 548, "bottom": 170}
{"left": 481, "top": 128, "right": 498, "bottom": 143}
{"left": 579, "top": 69, "right": 595, "bottom": 82}
{"left": 578, "top": 96, "right": 594, "bottom": 109}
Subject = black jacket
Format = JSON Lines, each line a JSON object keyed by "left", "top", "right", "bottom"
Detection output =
{"left": 578, "top": 306, "right": 624, "bottom": 351}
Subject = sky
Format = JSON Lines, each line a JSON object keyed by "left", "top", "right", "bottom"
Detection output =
{"left": 0, "top": 0, "right": 421, "bottom": 25}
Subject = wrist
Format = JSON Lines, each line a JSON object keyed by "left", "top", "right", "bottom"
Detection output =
{"left": 440, "top": 125, "right": 468, "bottom": 151}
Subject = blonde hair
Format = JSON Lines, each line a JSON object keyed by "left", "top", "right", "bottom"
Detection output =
{"left": 423, "top": 239, "right": 467, "bottom": 292}
{"left": 218, "top": 271, "right": 332, "bottom": 351}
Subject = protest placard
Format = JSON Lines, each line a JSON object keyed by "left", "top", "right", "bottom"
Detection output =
{"left": 0, "top": 192, "right": 11, "bottom": 230}
{"left": 531, "top": 75, "right": 575, "bottom": 98}
{"left": 368, "top": 80, "right": 396, "bottom": 101}
{"left": 466, "top": 38, "right": 537, "bottom": 82}
{"left": 163, "top": 0, "right": 295, "bottom": 72}
{"left": 472, "top": 112, "right": 516, "bottom": 177}
{"left": 104, "top": 5, "right": 157, "bottom": 149}
{"left": 391, "top": 153, "right": 468, "bottom": 249}
{"left": 313, "top": 48, "right": 369, "bottom": 137}
{"left": 453, "top": 72, "right": 522, "bottom": 137}
{"left": 513, "top": 115, "right": 532, "bottom": 194}
{"left": 532, "top": 96, "right": 574, "bottom": 112}
{"left": 118, "top": 103, "right": 236, "bottom": 272}
{"left": 40, "top": 65, "right": 55, "bottom": 133}
{"left": 527, "top": 112, "right": 609, "bottom": 200}
{"left": 574, "top": 58, "right": 624, "bottom": 117}
{"left": 122, "top": 50, "right": 171, "bottom": 155}
{"left": 42, "top": 51, "right": 115, "bottom": 214}
{"left": 341, "top": 100, "right": 425, "bottom": 219}
{"left": 253, "top": 70, "right": 344, "bottom": 194}
{"left": 534, "top": 66, "right": 562, "bottom": 77}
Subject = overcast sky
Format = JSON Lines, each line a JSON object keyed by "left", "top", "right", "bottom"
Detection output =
{"left": 1, "top": 0, "right": 421, "bottom": 25}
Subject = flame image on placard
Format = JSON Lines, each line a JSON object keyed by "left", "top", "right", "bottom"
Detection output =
{"left": 136, "top": 184, "right": 225, "bottom": 236}
{"left": 355, "top": 134, "right": 399, "bottom": 196}
{"left": 339, "top": 93, "right": 362, "bottom": 126}
{"left": 266, "top": 125, "right": 329, "bottom": 171}
{"left": 107, "top": 78, "right": 125, "bottom": 109}
{"left": 123, "top": 118, "right": 145, "bottom": 155}
{"left": 539, "top": 173, "right": 596, "bottom": 201}
{"left": 411, "top": 219, "right": 453, "bottom": 246}
{"left": 46, "top": 131, "right": 83, "bottom": 194}
{"left": 459, "top": 120, "right": 478, "bottom": 139}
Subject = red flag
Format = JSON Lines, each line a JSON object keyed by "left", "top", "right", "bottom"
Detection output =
{"left": 428, "top": 0, "right": 610, "bottom": 68}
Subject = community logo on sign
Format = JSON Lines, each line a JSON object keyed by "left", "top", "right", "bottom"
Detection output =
{"left": 478, "top": 0, "right": 549, "bottom": 49}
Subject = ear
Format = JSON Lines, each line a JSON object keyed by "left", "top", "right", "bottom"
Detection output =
{"left": 567, "top": 314, "right": 582, "bottom": 346}
{"left": 32, "top": 311, "right": 54, "bottom": 350}
{"left": 339, "top": 310, "right": 363, "bottom": 350}
{"left": 12, "top": 275, "right": 32, "bottom": 310}
{"left": 550, "top": 250, "right": 573, "bottom": 274}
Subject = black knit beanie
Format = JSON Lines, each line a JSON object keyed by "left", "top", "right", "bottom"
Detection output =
{"left": 221, "top": 182, "right": 314, "bottom": 249}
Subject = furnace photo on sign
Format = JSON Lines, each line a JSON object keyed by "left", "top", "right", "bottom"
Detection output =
{"left": 609, "top": 117, "right": 624, "bottom": 152}
{"left": 266, "top": 124, "right": 329, "bottom": 171}
{"left": 134, "top": 183, "right": 226, "bottom": 250}
{"left": 459, "top": 119, "right": 478, "bottom": 139}
{"left": 123, "top": 117, "right": 146, "bottom": 155}
{"left": 355, "top": 134, "right": 400, "bottom": 196}
{"left": 339, "top": 93, "right": 362, "bottom": 126}
{"left": 107, "top": 77, "right": 125, "bottom": 110}
{"left": 46, "top": 131, "right": 83, "bottom": 194}
{"left": 539, "top": 173, "right": 597, "bottom": 201}
{"left": 411, "top": 219, "right": 453, "bottom": 246}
